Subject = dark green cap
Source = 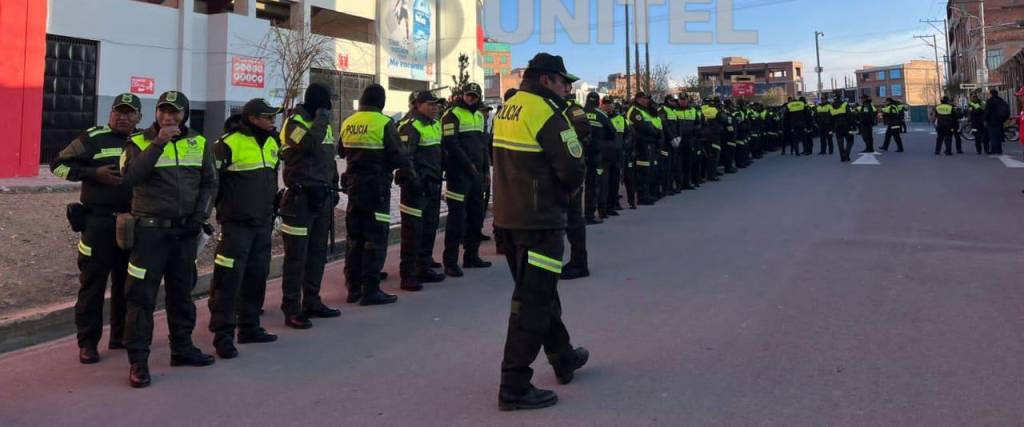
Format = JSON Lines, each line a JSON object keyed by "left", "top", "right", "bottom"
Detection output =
{"left": 111, "top": 93, "right": 142, "bottom": 112}
{"left": 462, "top": 83, "right": 482, "bottom": 96}
{"left": 242, "top": 98, "right": 281, "bottom": 116}
{"left": 157, "top": 90, "right": 189, "bottom": 111}
{"left": 526, "top": 53, "right": 579, "bottom": 83}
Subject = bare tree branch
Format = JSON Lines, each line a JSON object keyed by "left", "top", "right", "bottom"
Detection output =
{"left": 248, "top": 22, "right": 336, "bottom": 111}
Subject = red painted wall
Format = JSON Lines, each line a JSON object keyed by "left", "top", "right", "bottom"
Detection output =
{"left": 0, "top": 0, "right": 46, "bottom": 178}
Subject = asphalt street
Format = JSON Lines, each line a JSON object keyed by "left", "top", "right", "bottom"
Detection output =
{"left": 2, "top": 128, "right": 1024, "bottom": 426}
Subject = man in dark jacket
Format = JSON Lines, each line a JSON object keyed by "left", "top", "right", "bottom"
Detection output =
{"left": 51, "top": 93, "right": 139, "bottom": 364}
{"left": 340, "top": 84, "right": 418, "bottom": 306}
{"left": 207, "top": 98, "right": 282, "bottom": 359}
{"left": 968, "top": 94, "right": 988, "bottom": 154}
{"left": 985, "top": 89, "right": 1011, "bottom": 155}
{"left": 583, "top": 91, "right": 614, "bottom": 221}
{"left": 600, "top": 97, "right": 626, "bottom": 213}
{"left": 856, "top": 95, "right": 877, "bottom": 153}
{"left": 397, "top": 90, "right": 446, "bottom": 291}
{"left": 879, "top": 98, "right": 905, "bottom": 152}
{"left": 492, "top": 53, "right": 588, "bottom": 411}
{"left": 562, "top": 94, "right": 591, "bottom": 280}
{"left": 628, "top": 92, "right": 661, "bottom": 204}
{"left": 279, "top": 84, "right": 341, "bottom": 328}
{"left": 120, "top": 91, "right": 218, "bottom": 388}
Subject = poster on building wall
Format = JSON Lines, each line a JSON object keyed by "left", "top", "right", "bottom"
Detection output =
{"left": 130, "top": 77, "right": 155, "bottom": 95}
{"left": 232, "top": 56, "right": 265, "bottom": 88}
{"left": 381, "top": 0, "right": 434, "bottom": 81}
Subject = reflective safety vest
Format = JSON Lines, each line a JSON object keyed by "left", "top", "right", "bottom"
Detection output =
{"left": 281, "top": 113, "right": 334, "bottom": 148}
{"left": 629, "top": 105, "right": 659, "bottom": 128}
{"left": 816, "top": 104, "right": 832, "bottom": 114}
{"left": 610, "top": 115, "right": 626, "bottom": 133}
{"left": 968, "top": 101, "right": 984, "bottom": 111}
{"left": 882, "top": 105, "right": 899, "bottom": 114}
{"left": 651, "top": 114, "right": 663, "bottom": 130}
{"left": 701, "top": 105, "right": 719, "bottom": 120}
{"left": 340, "top": 111, "right": 390, "bottom": 150}
{"left": 786, "top": 101, "right": 807, "bottom": 112}
{"left": 409, "top": 119, "right": 442, "bottom": 147}
{"left": 830, "top": 103, "right": 848, "bottom": 116}
{"left": 679, "top": 107, "right": 698, "bottom": 121}
{"left": 661, "top": 106, "right": 678, "bottom": 121}
{"left": 128, "top": 132, "right": 206, "bottom": 168}
{"left": 935, "top": 103, "right": 954, "bottom": 116}
{"left": 493, "top": 90, "right": 563, "bottom": 153}
{"left": 449, "top": 106, "right": 486, "bottom": 134}
{"left": 221, "top": 132, "right": 280, "bottom": 171}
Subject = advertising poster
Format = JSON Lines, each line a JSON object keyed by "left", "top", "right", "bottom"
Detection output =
{"left": 382, "top": 0, "right": 434, "bottom": 81}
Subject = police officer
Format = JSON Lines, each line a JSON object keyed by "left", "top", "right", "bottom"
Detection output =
{"left": 657, "top": 95, "right": 679, "bottom": 195}
{"left": 207, "top": 98, "right": 282, "bottom": 359}
{"left": 120, "top": 90, "right": 217, "bottom": 388}
{"left": 880, "top": 98, "right": 905, "bottom": 152}
{"left": 562, "top": 93, "right": 591, "bottom": 280}
{"left": 397, "top": 90, "right": 446, "bottom": 291}
{"left": 628, "top": 92, "right": 660, "bottom": 204}
{"left": 341, "top": 84, "right": 418, "bottom": 306}
{"left": 814, "top": 100, "right": 833, "bottom": 155}
{"left": 700, "top": 98, "right": 725, "bottom": 181}
{"left": 619, "top": 101, "right": 640, "bottom": 209}
{"left": 934, "top": 97, "right": 956, "bottom": 156}
{"left": 968, "top": 94, "right": 988, "bottom": 154}
{"left": 583, "top": 91, "right": 614, "bottom": 221}
{"left": 492, "top": 53, "right": 588, "bottom": 411}
{"left": 856, "top": 95, "right": 877, "bottom": 153}
{"left": 441, "top": 82, "right": 492, "bottom": 277}
{"left": 600, "top": 97, "right": 626, "bottom": 215}
{"left": 677, "top": 96, "right": 699, "bottom": 190}
{"left": 830, "top": 96, "right": 855, "bottom": 162}
{"left": 720, "top": 99, "right": 739, "bottom": 173}
{"left": 278, "top": 84, "right": 341, "bottom": 328}
{"left": 764, "top": 103, "right": 782, "bottom": 153}
{"left": 51, "top": 93, "right": 139, "bottom": 364}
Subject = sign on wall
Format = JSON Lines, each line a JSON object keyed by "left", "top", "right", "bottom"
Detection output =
{"left": 732, "top": 83, "right": 754, "bottom": 97}
{"left": 232, "top": 56, "right": 265, "bottom": 88}
{"left": 130, "top": 77, "right": 155, "bottom": 94}
{"left": 381, "top": 0, "right": 434, "bottom": 81}
{"left": 338, "top": 53, "right": 349, "bottom": 70}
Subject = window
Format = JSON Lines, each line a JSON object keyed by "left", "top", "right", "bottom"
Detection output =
{"left": 484, "top": 56, "right": 493, "bottom": 63}
{"left": 860, "top": 88, "right": 871, "bottom": 98}
{"left": 988, "top": 48, "right": 1004, "bottom": 70}
{"left": 256, "top": 0, "right": 293, "bottom": 26}
{"left": 878, "top": 86, "right": 887, "bottom": 97}
{"left": 890, "top": 69, "right": 902, "bottom": 79}
{"left": 891, "top": 84, "right": 903, "bottom": 96}
{"left": 194, "top": 0, "right": 233, "bottom": 14}
{"left": 131, "top": 0, "right": 179, "bottom": 8}
{"left": 877, "top": 71, "right": 887, "bottom": 80}
{"left": 861, "top": 73, "right": 870, "bottom": 81}
{"left": 312, "top": 7, "right": 373, "bottom": 42}
{"left": 795, "top": 68, "right": 802, "bottom": 77}
{"left": 500, "top": 57, "right": 508, "bottom": 64}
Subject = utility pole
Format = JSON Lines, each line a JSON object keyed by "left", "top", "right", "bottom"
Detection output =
{"left": 633, "top": 0, "right": 641, "bottom": 96}
{"left": 814, "top": 31, "right": 824, "bottom": 98}
{"left": 921, "top": 18, "right": 950, "bottom": 86}
{"left": 645, "top": 41, "right": 651, "bottom": 93}
{"left": 915, "top": 34, "right": 944, "bottom": 102}
{"left": 979, "top": 0, "right": 989, "bottom": 84}
{"left": 625, "top": 2, "right": 632, "bottom": 100}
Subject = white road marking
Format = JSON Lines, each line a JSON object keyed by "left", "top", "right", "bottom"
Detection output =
{"left": 852, "top": 153, "right": 881, "bottom": 165}
{"left": 993, "top": 155, "right": 1024, "bottom": 168}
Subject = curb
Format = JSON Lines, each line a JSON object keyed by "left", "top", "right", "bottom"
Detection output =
{"left": 0, "top": 211, "right": 461, "bottom": 354}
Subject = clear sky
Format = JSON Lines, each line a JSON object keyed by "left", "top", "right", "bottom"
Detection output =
{"left": 482, "top": 0, "right": 948, "bottom": 89}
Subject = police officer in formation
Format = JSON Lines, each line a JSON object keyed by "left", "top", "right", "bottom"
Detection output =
{"left": 207, "top": 98, "right": 282, "bottom": 359}
{"left": 676, "top": 96, "right": 699, "bottom": 191}
{"left": 279, "top": 83, "right": 341, "bottom": 328}
{"left": 933, "top": 97, "right": 956, "bottom": 156}
{"left": 397, "top": 90, "right": 446, "bottom": 291}
{"left": 880, "top": 98, "right": 905, "bottom": 152}
{"left": 814, "top": 99, "right": 833, "bottom": 155}
{"left": 120, "top": 90, "right": 218, "bottom": 387}
{"left": 855, "top": 95, "right": 878, "bottom": 153}
{"left": 600, "top": 97, "right": 627, "bottom": 214}
{"left": 51, "top": 93, "right": 140, "bottom": 364}
{"left": 583, "top": 91, "right": 615, "bottom": 222}
{"left": 562, "top": 92, "right": 592, "bottom": 280}
{"left": 829, "top": 96, "right": 855, "bottom": 162}
{"left": 491, "top": 52, "right": 588, "bottom": 411}
{"left": 441, "top": 82, "right": 492, "bottom": 277}
{"left": 627, "top": 92, "right": 661, "bottom": 205}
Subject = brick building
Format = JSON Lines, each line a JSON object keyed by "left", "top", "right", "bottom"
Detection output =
{"left": 947, "top": 0, "right": 1024, "bottom": 89}
{"left": 856, "top": 61, "right": 942, "bottom": 107}
{"left": 697, "top": 57, "right": 804, "bottom": 98}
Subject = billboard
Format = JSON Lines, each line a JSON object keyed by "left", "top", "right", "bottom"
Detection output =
{"left": 231, "top": 56, "right": 265, "bottom": 88}
{"left": 381, "top": 0, "right": 434, "bottom": 80}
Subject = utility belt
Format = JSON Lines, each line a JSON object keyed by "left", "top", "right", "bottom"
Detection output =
{"left": 65, "top": 203, "right": 128, "bottom": 232}
{"left": 135, "top": 216, "right": 190, "bottom": 228}
{"left": 114, "top": 214, "right": 188, "bottom": 252}
{"left": 284, "top": 184, "right": 335, "bottom": 211}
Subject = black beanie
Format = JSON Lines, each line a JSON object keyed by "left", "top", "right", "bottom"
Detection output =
{"left": 359, "top": 84, "right": 387, "bottom": 111}
{"left": 304, "top": 83, "right": 332, "bottom": 112}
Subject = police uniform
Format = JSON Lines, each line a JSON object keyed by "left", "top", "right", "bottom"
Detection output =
{"left": 628, "top": 96, "right": 661, "bottom": 204}
{"left": 120, "top": 91, "right": 217, "bottom": 387}
{"left": 657, "top": 101, "right": 678, "bottom": 195}
{"left": 880, "top": 101, "right": 905, "bottom": 151}
{"left": 279, "top": 84, "right": 340, "bottom": 326}
{"left": 700, "top": 101, "right": 725, "bottom": 181}
{"left": 604, "top": 101, "right": 627, "bottom": 213}
{"left": 562, "top": 97, "right": 591, "bottom": 279}
{"left": 441, "top": 83, "right": 491, "bottom": 275}
{"left": 492, "top": 54, "right": 587, "bottom": 411}
{"left": 856, "top": 100, "right": 877, "bottom": 153}
{"left": 207, "top": 99, "right": 282, "bottom": 357}
{"left": 583, "top": 93, "right": 614, "bottom": 220}
{"left": 968, "top": 99, "right": 988, "bottom": 154}
{"left": 397, "top": 91, "right": 445, "bottom": 290}
{"left": 934, "top": 100, "right": 956, "bottom": 155}
{"left": 784, "top": 99, "right": 811, "bottom": 156}
{"left": 677, "top": 102, "right": 699, "bottom": 190}
{"left": 340, "top": 84, "right": 416, "bottom": 306}
{"left": 50, "top": 93, "right": 138, "bottom": 362}
{"left": 815, "top": 102, "right": 834, "bottom": 155}
{"left": 830, "top": 100, "right": 855, "bottom": 162}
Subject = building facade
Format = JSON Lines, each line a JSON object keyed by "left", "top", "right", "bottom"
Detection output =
{"left": 947, "top": 0, "right": 1024, "bottom": 90}
{"left": 856, "top": 61, "right": 941, "bottom": 107}
{"left": 3, "top": 0, "right": 486, "bottom": 178}
{"left": 697, "top": 57, "right": 804, "bottom": 99}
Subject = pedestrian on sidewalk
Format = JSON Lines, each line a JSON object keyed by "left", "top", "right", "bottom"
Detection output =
{"left": 50, "top": 92, "right": 140, "bottom": 364}
{"left": 207, "top": 98, "right": 282, "bottom": 360}
{"left": 120, "top": 90, "right": 218, "bottom": 388}
{"left": 492, "top": 53, "right": 589, "bottom": 411}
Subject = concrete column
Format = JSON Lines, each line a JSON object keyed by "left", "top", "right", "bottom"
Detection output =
{"left": 235, "top": 0, "right": 257, "bottom": 17}
{"left": 177, "top": 0, "right": 194, "bottom": 94}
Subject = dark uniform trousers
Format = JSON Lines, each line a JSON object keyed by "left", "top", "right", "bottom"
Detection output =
{"left": 444, "top": 170, "right": 485, "bottom": 265}
{"left": 124, "top": 223, "right": 200, "bottom": 363}
{"left": 346, "top": 188, "right": 392, "bottom": 295}
{"left": 801, "top": 127, "right": 815, "bottom": 155}
{"left": 704, "top": 136, "right": 721, "bottom": 178}
{"left": 280, "top": 189, "right": 332, "bottom": 315}
{"left": 400, "top": 178, "right": 442, "bottom": 278}
{"left": 622, "top": 153, "right": 637, "bottom": 207}
{"left": 935, "top": 126, "right": 953, "bottom": 154}
{"left": 860, "top": 126, "right": 875, "bottom": 152}
{"left": 497, "top": 228, "right": 574, "bottom": 394}
{"left": 583, "top": 154, "right": 602, "bottom": 218}
{"left": 881, "top": 125, "right": 904, "bottom": 151}
{"left": 208, "top": 221, "right": 272, "bottom": 343}
{"left": 660, "top": 147, "right": 675, "bottom": 192}
{"left": 819, "top": 127, "right": 834, "bottom": 154}
{"left": 603, "top": 147, "right": 622, "bottom": 211}
{"left": 635, "top": 144, "right": 654, "bottom": 202}
{"left": 565, "top": 188, "right": 587, "bottom": 270}
{"left": 76, "top": 212, "right": 128, "bottom": 348}
{"left": 836, "top": 128, "right": 855, "bottom": 160}
{"left": 974, "top": 124, "right": 989, "bottom": 154}
{"left": 676, "top": 138, "right": 692, "bottom": 188}
{"left": 989, "top": 126, "right": 1004, "bottom": 154}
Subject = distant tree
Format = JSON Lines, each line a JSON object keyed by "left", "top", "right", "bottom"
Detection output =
{"left": 451, "top": 53, "right": 470, "bottom": 96}
{"left": 252, "top": 22, "right": 336, "bottom": 111}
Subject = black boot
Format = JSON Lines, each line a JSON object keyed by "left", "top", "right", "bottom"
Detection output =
{"left": 463, "top": 255, "right": 492, "bottom": 268}
{"left": 285, "top": 314, "right": 313, "bottom": 329}
{"left": 237, "top": 328, "right": 278, "bottom": 344}
{"left": 303, "top": 303, "right": 341, "bottom": 318}
{"left": 79, "top": 346, "right": 99, "bottom": 364}
{"left": 498, "top": 386, "right": 558, "bottom": 411}
{"left": 445, "top": 263, "right": 465, "bottom": 277}
{"left": 551, "top": 347, "right": 590, "bottom": 385}
{"left": 129, "top": 362, "right": 151, "bottom": 388}
{"left": 360, "top": 290, "right": 398, "bottom": 306}
{"left": 214, "top": 340, "right": 238, "bottom": 360}
{"left": 417, "top": 269, "right": 446, "bottom": 283}
{"left": 400, "top": 277, "right": 423, "bottom": 292}
{"left": 170, "top": 346, "right": 216, "bottom": 367}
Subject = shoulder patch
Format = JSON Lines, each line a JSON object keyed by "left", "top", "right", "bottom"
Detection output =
{"left": 400, "top": 135, "right": 409, "bottom": 142}
{"left": 290, "top": 127, "right": 307, "bottom": 144}
{"left": 571, "top": 109, "right": 585, "bottom": 118}
{"left": 560, "top": 129, "right": 583, "bottom": 159}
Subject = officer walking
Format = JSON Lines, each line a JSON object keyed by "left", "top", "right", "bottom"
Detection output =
{"left": 968, "top": 94, "right": 988, "bottom": 154}
{"left": 51, "top": 93, "right": 139, "bottom": 364}
{"left": 583, "top": 92, "right": 614, "bottom": 221}
{"left": 856, "top": 95, "right": 877, "bottom": 153}
{"left": 120, "top": 90, "right": 218, "bottom": 388}
{"left": 562, "top": 93, "right": 591, "bottom": 280}
{"left": 341, "top": 84, "right": 418, "bottom": 306}
{"left": 397, "top": 90, "right": 446, "bottom": 291}
{"left": 278, "top": 84, "right": 341, "bottom": 328}
{"left": 933, "top": 97, "right": 956, "bottom": 156}
{"left": 207, "top": 98, "right": 282, "bottom": 359}
{"left": 879, "top": 98, "right": 905, "bottom": 152}
{"left": 600, "top": 97, "right": 626, "bottom": 214}
{"left": 441, "top": 82, "right": 492, "bottom": 277}
{"left": 830, "top": 97, "right": 855, "bottom": 162}
{"left": 491, "top": 53, "right": 588, "bottom": 411}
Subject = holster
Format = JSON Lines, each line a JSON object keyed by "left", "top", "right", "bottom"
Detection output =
{"left": 66, "top": 203, "right": 87, "bottom": 232}
{"left": 115, "top": 213, "right": 136, "bottom": 251}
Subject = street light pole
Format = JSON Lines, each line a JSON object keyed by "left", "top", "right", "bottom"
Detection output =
{"left": 979, "top": 0, "right": 989, "bottom": 84}
{"left": 814, "top": 31, "right": 824, "bottom": 99}
{"left": 625, "top": 2, "right": 632, "bottom": 100}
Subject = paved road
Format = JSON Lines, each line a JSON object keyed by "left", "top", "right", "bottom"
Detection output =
{"left": 3, "top": 129, "right": 1024, "bottom": 426}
